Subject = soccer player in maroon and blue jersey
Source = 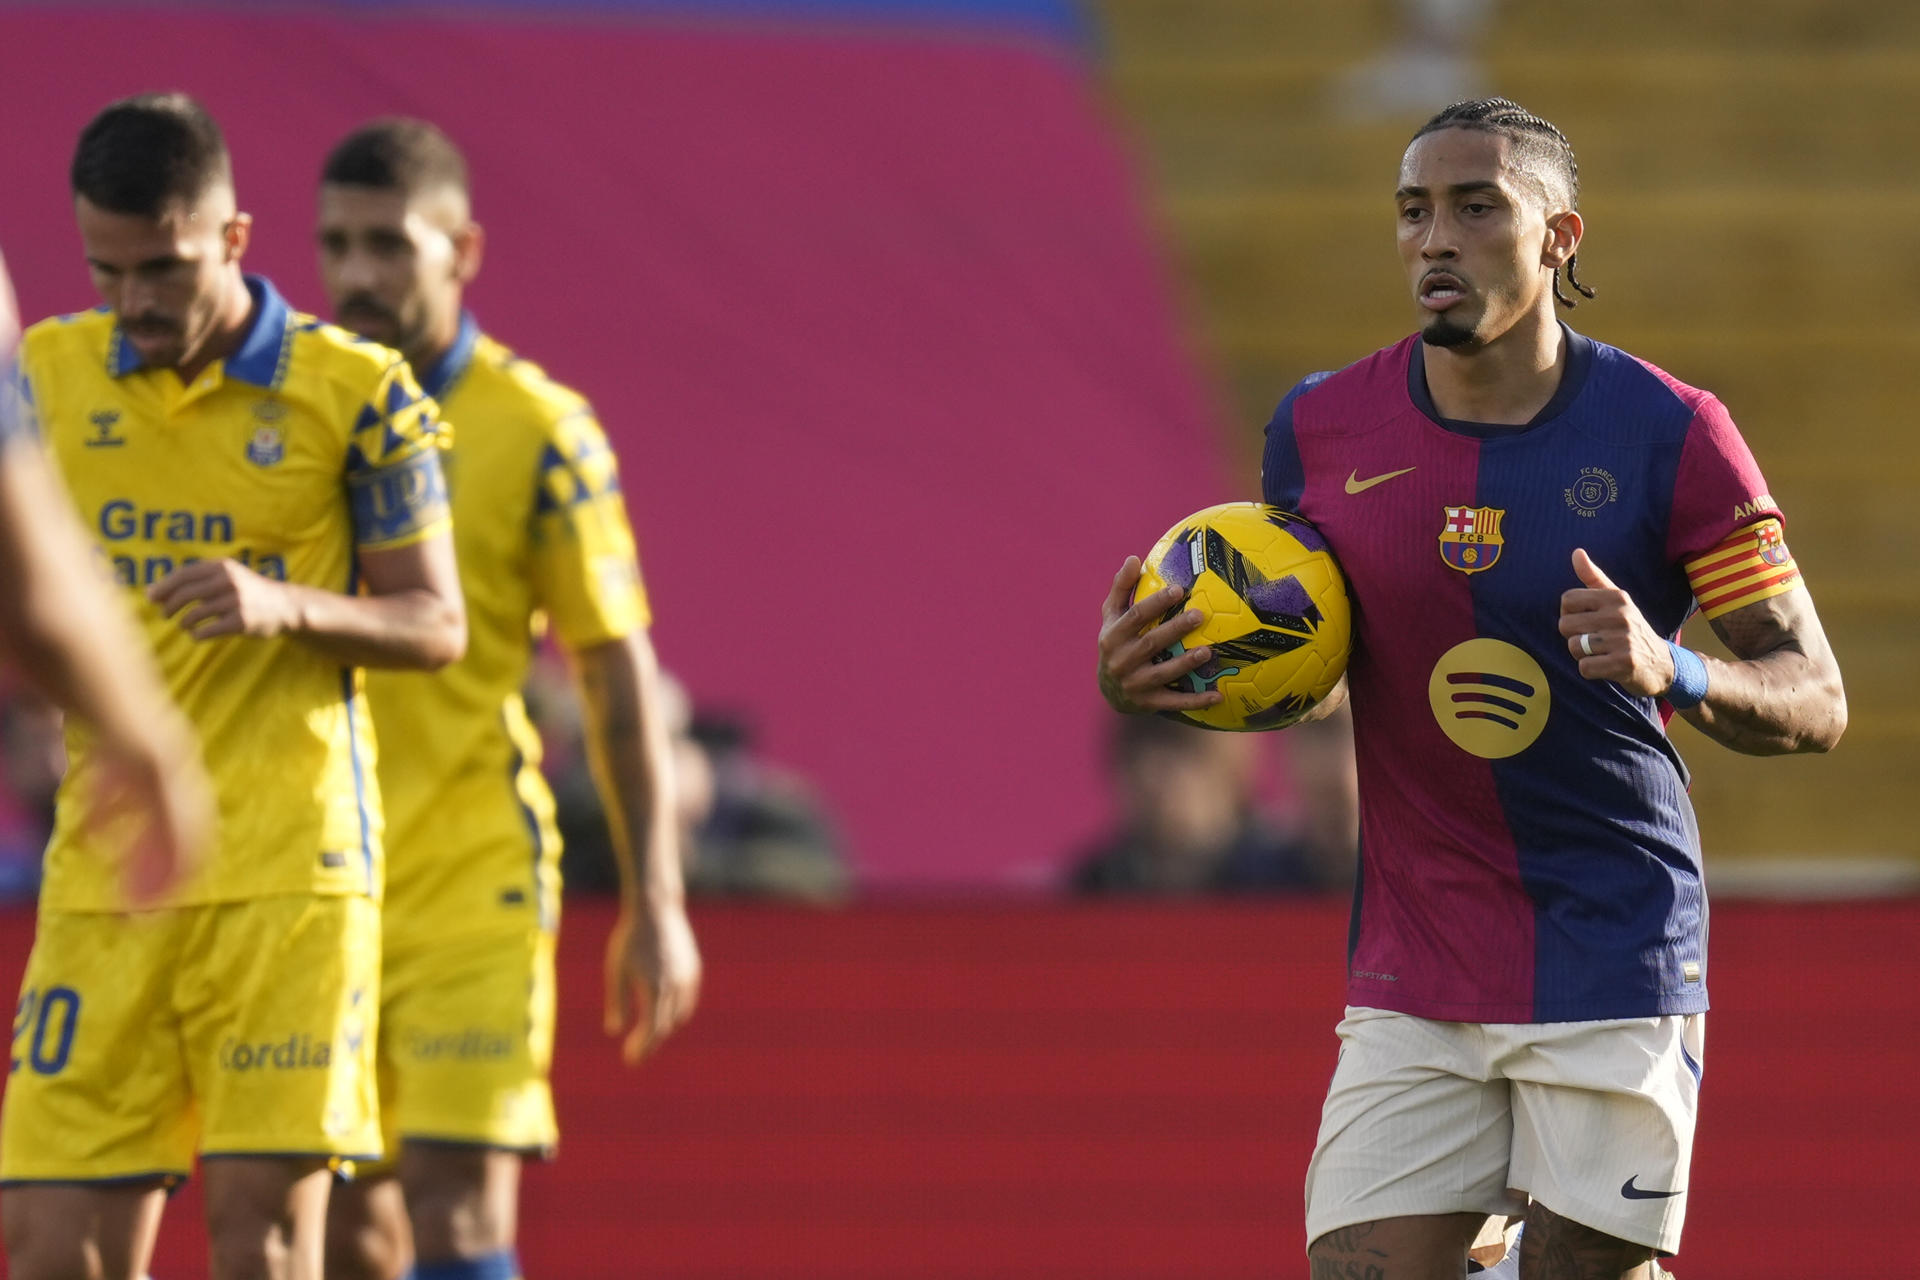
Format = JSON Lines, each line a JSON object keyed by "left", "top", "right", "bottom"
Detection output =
{"left": 1097, "top": 99, "right": 1846, "bottom": 1279}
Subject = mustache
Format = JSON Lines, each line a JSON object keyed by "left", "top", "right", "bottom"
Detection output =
{"left": 335, "top": 294, "right": 398, "bottom": 324}
{"left": 121, "top": 314, "right": 180, "bottom": 336}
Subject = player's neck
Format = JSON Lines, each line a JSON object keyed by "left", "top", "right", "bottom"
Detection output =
{"left": 406, "top": 307, "right": 465, "bottom": 383}
{"left": 1423, "top": 308, "right": 1566, "bottom": 426}
{"left": 175, "top": 271, "right": 255, "bottom": 386}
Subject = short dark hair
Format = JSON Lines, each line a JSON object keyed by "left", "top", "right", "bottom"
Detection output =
{"left": 321, "top": 118, "right": 468, "bottom": 199}
{"left": 71, "top": 93, "right": 233, "bottom": 216}
{"left": 1410, "top": 97, "right": 1595, "bottom": 307}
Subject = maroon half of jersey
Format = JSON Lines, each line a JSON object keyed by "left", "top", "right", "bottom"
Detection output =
{"left": 1264, "top": 328, "right": 1781, "bottom": 1023}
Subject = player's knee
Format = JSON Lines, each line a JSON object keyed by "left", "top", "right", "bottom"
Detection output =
{"left": 406, "top": 1181, "right": 513, "bottom": 1260}
{"left": 325, "top": 1212, "right": 412, "bottom": 1280}
{"left": 400, "top": 1150, "right": 518, "bottom": 1261}
{"left": 325, "top": 1178, "right": 412, "bottom": 1280}
{"left": 3, "top": 1236, "right": 95, "bottom": 1280}
{"left": 1520, "top": 1200, "right": 1655, "bottom": 1274}
{"left": 206, "top": 1215, "right": 292, "bottom": 1280}
{"left": 3, "top": 1201, "right": 93, "bottom": 1280}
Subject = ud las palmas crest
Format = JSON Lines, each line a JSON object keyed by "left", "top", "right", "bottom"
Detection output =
{"left": 1439, "top": 505, "right": 1505, "bottom": 574}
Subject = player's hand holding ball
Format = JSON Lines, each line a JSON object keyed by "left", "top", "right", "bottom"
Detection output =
{"left": 1558, "top": 548, "right": 1675, "bottom": 697}
{"left": 1096, "top": 557, "right": 1222, "bottom": 716}
{"left": 1100, "top": 504, "right": 1350, "bottom": 730}
{"left": 148, "top": 557, "right": 302, "bottom": 641}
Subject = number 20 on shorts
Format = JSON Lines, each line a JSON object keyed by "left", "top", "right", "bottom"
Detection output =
{"left": 10, "top": 987, "right": 81, "bottom": 1076}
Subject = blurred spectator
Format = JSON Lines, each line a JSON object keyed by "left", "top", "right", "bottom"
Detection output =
{"left": 0, "top": 686, "right": 63, "bottom": 899}
{"left": 678, "top": 703, "right": 849, "bottom": 904}
{"left": 1329, "top": 0, "right": 1495, "bottom": 121}
{"left": 537, "top": 655, "right": 848, "bottom": 903}
{"left": 1070, "top": 710, "right": 1356, "bottom": 895}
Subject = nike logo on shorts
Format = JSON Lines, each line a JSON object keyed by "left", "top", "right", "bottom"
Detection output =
{"left": 1621, "top": 1176, "right": 1683, "bottom": 1200}
{"left": 1345, "top": 466, "right": 1417, "bottom": 494}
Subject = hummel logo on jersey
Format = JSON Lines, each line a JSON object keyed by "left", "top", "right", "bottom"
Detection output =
{"left": 86, "top": 409, "right": 125, "bottom": 447}
{"left": 1621, "top": 1176, "right": 1683, "bottom": 1200}
{"left": 1345, "top": 466, "right": 1416, "bottom": 494}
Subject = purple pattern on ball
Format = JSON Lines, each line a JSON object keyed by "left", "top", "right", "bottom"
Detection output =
{"left": 1270, "top": 510, "right": 1329, "bottom": 554}
{"left": 1247, "top": 574, "right": 1314, "bottom": 619}
{"left": 1155, "top": 531, "right": 1199, "bottom": 590}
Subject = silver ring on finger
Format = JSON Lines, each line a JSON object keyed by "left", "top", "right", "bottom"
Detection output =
{"left": 1579, "top": 632, "right": 1596, "bottom": 657}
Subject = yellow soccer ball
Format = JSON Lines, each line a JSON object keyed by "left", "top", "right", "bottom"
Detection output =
{"left": 1132, "top": 502, "right": 1352, "bottom": 731}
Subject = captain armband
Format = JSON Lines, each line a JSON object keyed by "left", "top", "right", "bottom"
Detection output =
{"left": 1682, "top": 517, "right": 1799, "bottom": 620}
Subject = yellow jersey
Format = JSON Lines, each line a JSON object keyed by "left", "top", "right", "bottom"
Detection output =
{"left": 18, "top": 276, "right": 451, "bottom": 912}
{"left": 366, "top": 316, "right": 649, "bottom": 943}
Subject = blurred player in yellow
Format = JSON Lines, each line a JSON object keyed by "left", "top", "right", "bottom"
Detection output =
{"left": 0, "top": 95, "right": 467, "bottom": 1280}
{"left": 0, "top": 247, "right": 213, "bottom": 913}
{"left": 314, "top": 120, "right": 701, "bottom": 1280}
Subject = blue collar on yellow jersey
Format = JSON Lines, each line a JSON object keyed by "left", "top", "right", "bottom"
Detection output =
{"left": 106, "top": 274, "right": 295, "bottom": 390}
{"left": 416, "top": 311, "right": 480, "bottom": 403}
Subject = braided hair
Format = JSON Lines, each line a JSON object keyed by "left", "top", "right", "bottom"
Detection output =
{"left": 1411, "top": 98, "right": 1595, "bottom": 308}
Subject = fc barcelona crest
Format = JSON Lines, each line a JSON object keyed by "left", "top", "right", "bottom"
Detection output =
{"left": 1756, "top": 520, "right": 1790, "bottom": 567}
{"left": 1439, "top": 505, "right": 1505, "bottom": 574}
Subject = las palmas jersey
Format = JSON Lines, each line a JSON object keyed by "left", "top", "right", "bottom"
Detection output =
{"left": 16, "top": 276, "right": 450, "bottom": 912}
{"left": 367, "top": 314, "right": 649, "bottom": 943}
{"left": 1264, "top": 328, "right": 1800, "bottom": 1024}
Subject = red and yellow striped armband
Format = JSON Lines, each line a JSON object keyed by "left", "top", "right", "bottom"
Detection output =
{"left": 1683, "top": 518, "right": 1801, "bottom": 620}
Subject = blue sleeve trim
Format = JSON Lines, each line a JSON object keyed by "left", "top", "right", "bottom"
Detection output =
{"left": 1261, "top": 371, "right": 1333, "bottom": 510}
{"left": 349, "top": 450, "right": 451, "bottom": 548}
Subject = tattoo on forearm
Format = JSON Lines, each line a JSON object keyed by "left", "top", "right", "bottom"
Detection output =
{"left": 1689, "top": 586, "right": 1845, "bottom": 755}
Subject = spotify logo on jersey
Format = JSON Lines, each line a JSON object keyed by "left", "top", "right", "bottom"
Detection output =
{"left": 1428, "top": 638, "right": 1551, "bottom": 758}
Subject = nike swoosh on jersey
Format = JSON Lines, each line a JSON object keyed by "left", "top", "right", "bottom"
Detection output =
{"left": 1345, "top": 466, "right": 1417, "bottom": 494}
{"left": 1620, "top": 1176, "right": 1684, "bottom": 1200}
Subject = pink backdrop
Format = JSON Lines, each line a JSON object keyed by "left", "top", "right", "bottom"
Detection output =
{"left": 0, "top": 7, "right": 1231, "bottom": 887}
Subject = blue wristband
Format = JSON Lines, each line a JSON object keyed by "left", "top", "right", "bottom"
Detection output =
{"left": 1664, "top": 641, "right": 1709, "bottom": 710}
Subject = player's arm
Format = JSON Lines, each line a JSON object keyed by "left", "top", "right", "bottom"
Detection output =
{"left": 1676, "top": 585, "right": 1845, "bottom": 754}
{"left": 1558, "top": 548, "right": 1846, "bottom": 755}
{"left": 147, "top": 358, "right": 467, "bottom": 669}
{"left": 0, "top": 436, "right": 212, "bottom": 900}
{"left": 571, "top": 629, "right": 702, "bottom": 1063}
{"left": 144, "top": 517, "right": 466, "bottom": 670}
{"left": 531, "top": 404, "right": 699, "bottom": 1061}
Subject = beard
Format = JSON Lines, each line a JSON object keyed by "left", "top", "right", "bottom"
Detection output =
{"left": 1421, "top": 310, "right": 1483, "bottom": 350}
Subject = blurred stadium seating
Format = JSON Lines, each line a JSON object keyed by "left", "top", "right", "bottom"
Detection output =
{"left": 1095, "top": 0, "right": 1920, "bottom": 874}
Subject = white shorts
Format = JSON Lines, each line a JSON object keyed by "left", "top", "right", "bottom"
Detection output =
{"left": 1304, "top": 1006, "right": 1705, "bottom": 1257}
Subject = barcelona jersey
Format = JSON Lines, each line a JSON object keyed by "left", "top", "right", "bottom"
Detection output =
{"left": 366, "top": 314, "right": 649, "bottom": 944}
{"left": 16, "top": 276, "right": 450, "bottom": 912}
{"left": 1264, "top": 328, "right": 1800, "bottom": 1023}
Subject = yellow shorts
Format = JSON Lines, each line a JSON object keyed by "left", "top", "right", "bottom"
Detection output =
{"left": 375, "top": 927, "right": 557, "bottom": 1160}
{"left": 0, "top": 895, "right": 382, "bottom": 1184}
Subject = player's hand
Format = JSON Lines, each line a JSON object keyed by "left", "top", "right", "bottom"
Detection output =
{"left": 604, "top": 897, "right": 703, "bottom": 1066}
{"left": 1097, "top": 556, "right": 1223, "bottom": 715}
{"left": 147, "top": 558, "right": 301, "bottom": 641}
{"left": 1558, "top": 549, "right": 1675, "bottom": 697}
{"left": 87, "top": 720, "right": 214, "bottom": 907}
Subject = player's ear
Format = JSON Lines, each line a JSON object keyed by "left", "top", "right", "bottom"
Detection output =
{"left": 224, "top": 212, "right": 253, "bottom": 263}
{"left": 1543, "top": 209, "right": 1582, "bottom": 270}
{"left": 452, "top": 221, "right": 484, "bottom": 286}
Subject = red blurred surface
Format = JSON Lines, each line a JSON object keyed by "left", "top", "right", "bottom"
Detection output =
{"left": 0, "top": 898, "right": 1914, "bottom": 1277}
